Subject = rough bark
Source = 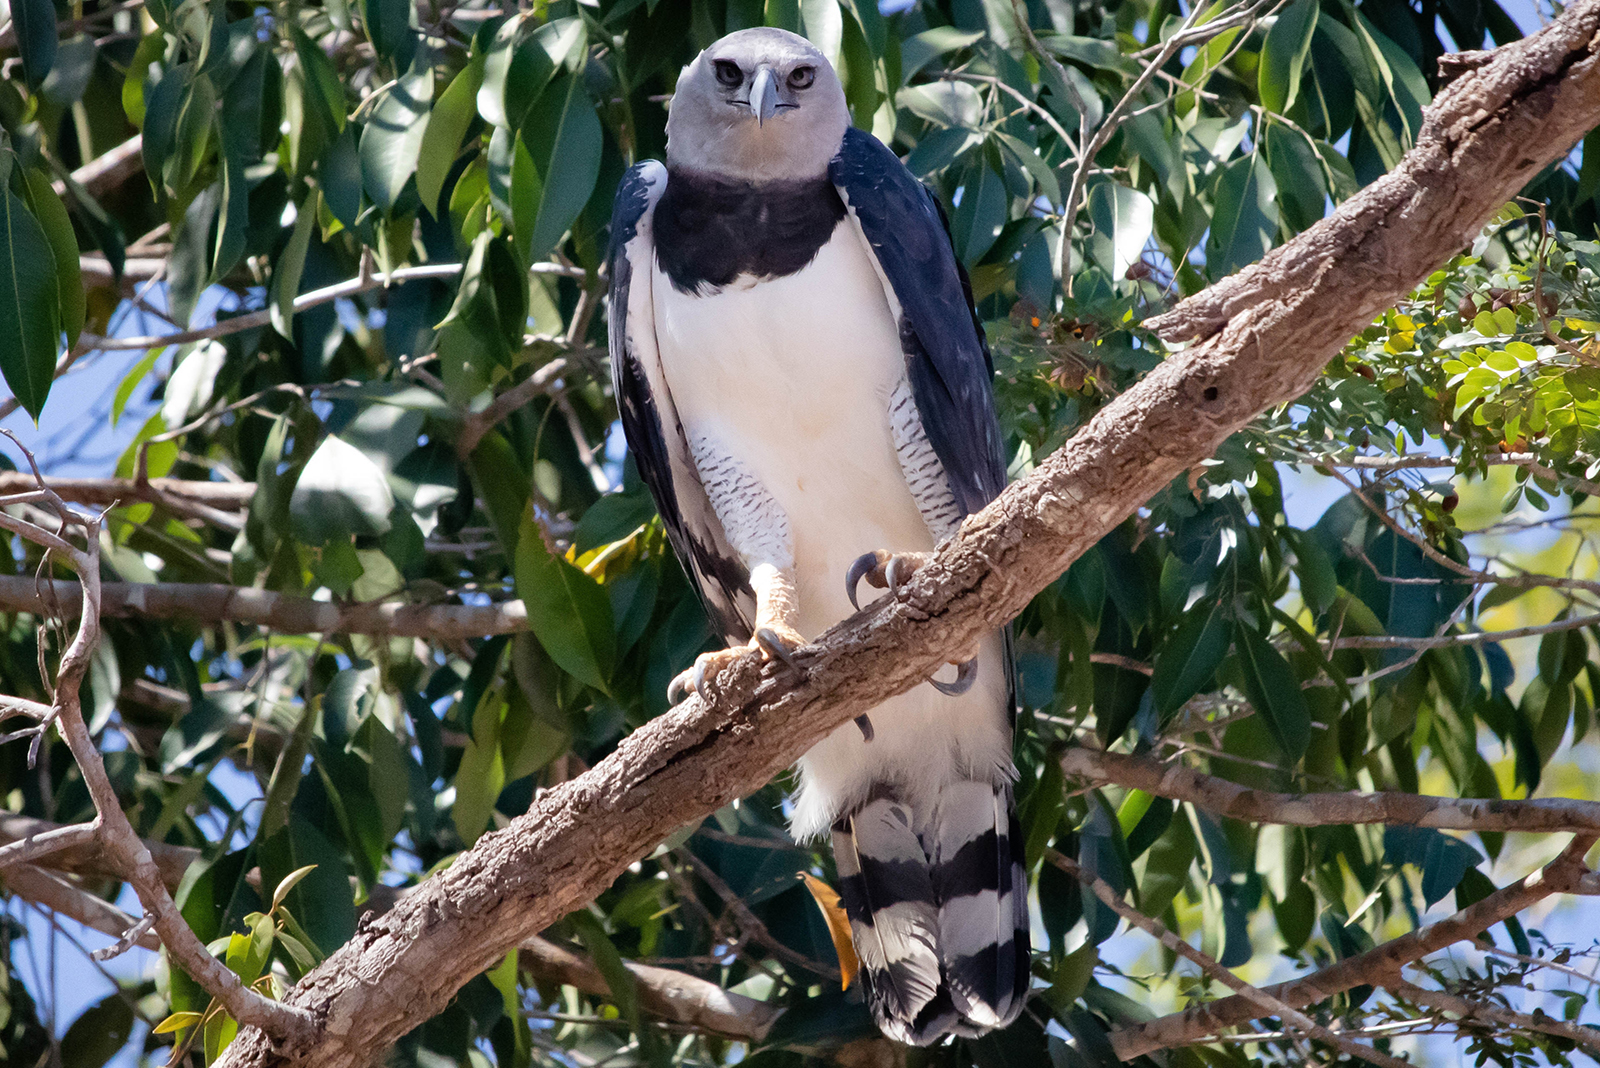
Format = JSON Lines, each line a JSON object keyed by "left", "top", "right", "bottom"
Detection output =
{"left": 216, "top": 6, "right": 1600, "bottom": 1065}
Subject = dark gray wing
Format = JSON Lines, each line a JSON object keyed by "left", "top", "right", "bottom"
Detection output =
{"left": 828, "top": 127, "right": 1007, "bottom": 517}
{"left": 608, "top": 161, "right": 756, "bottom": 644}
{"left": 830, "top": 130, "right": 1015, "bottom": 716}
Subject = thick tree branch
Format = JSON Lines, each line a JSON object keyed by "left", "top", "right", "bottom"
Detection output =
{"left": 1060, "top": 748, "right": 1600, "bottom": 834}
{"left": 1111, "top": 834, "right": 1599, "bottom": 1057}
{"left": 217, "top": 7, "right": 1600, "bottom": 1065}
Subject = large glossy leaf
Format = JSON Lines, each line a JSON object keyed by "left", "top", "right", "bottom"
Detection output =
{"left": 1086, "top": 181, "right": 1154, "bottom": 280}
{"left": 417, "top": 57, "right": 484, "bottom": 216}
{"left": 0, "top": 187, "right": 62, "bottom": 421}
{"left": 513, "top": 507, "right": 615, "bottom": 691}
{"left": 290, "top": 434, "right": 397, "bottom": 544}
{"left": 520, "top": 72, "right": 602, "bottom": 263}
{"left": 59, "top": 993, "right": 135, "bottom": 1068}
{"left": 898, "top": 80, "right": 983, "bottom": 128}
{"left": 1258, "top": 0, "right": 1318, "bottom": 114}
{"left": 360, "top": 61, "right": 435, "bottom": 212}
{"left": 1232, "top": 623, "right": 1311, "bottom": 761}
{"left": 12, "top": 0, "right": 57, "bottom": 89}
{"left": 1150, "top": 601, "right": 1229, "bottom": 716}
{"left": 20, "top": 169, "right": 82, "bottom": 351}
{"left": 1208, "top": 152, "right": 1279, "bottom": 277}
{"left": 271, "top": 196, "right": 318, "bottom": 337}
{"left": 950, "top": 159, "right": 1007, "bottom": 265}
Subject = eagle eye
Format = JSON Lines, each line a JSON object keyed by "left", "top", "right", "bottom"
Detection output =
{"left": 789, "top": 65, "right": 815, "bottom": 89}
{"left": 713, "top": 59, "right": 743, "bottom": 87}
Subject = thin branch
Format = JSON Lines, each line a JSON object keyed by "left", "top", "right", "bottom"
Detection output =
{"left": 456, "top": 357, "right": 571, "bottom": 457}
{"left": 1110, "top": 834, "right": 1599, "bottom": 1058}
{"left": 675, "top": 849, "right": 840, "bottom": 982}
{"left": 1048, "top": 851, "right": 1411, "bottom": 1068}
{"left": 77, "top": 261, "right": 583, "bottom": 354}
{"left": 1397, "top": 980, "right": 1600, "bottom": 1054}
{"left": 0, "top": 812, "right": 196, "bottom": 891}
{"left": 520, "top": 935, "right": 782, "bottom": 1043}
{"left": 1060, "top": 747, "right": 1600, "bottom": 835}
{"left": 1, "top": 864, "right": 161, "bottom": 951}
{"left": 1329, "top": 610, "right": 1600, "bottom": 649}
{"left": 0, "top": 575, "right": 530, "bottom": 638}
{"left": 0, "top": 823, "right": 102, "bottom": 874}
{"left": 0, "top": 451, "right": 314, "bottom": 1042}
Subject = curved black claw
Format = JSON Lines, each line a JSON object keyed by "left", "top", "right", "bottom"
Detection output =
{"left": 846, "top": 551, "right": 888, "bottom": 611}
{"left": 853, "top": 714, "right": 875, "bottom": 742}
{"left": 754, "top": 627, "right": 803, "bottom": 673}
{"left": 929, "top": 657, "right": 978, "bottom": 697}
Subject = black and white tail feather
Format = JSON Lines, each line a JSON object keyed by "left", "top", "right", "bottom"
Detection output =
{"left": 831, "top": 782, "right": 1030, "bottom": 1046}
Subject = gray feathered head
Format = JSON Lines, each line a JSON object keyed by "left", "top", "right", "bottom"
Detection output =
{"left": 665, "top": 28, "right": 849, "bottom": 182}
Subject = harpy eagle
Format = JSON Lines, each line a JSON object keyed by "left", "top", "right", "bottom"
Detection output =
{"left": 607, "top": 27, "right": 1030, "bottom": 1044}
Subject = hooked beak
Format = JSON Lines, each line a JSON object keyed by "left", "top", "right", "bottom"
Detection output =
{"left": 748, "top": 65, "right": 778, "bottom": 126}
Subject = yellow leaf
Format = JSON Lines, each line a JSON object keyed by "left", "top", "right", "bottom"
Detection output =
{"left": 152, "top": 1011, "right": 203, "bottom": 1035}
{"left": 799, "top": 871, "right": 858, "bottom": 991}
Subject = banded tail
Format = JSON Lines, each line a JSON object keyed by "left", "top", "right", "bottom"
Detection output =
{"left": 830, "top": 781, "right": 1030, "bottom": 1045}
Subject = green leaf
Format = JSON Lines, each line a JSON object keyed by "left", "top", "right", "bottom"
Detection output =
{"left": 898, "top": 81, "right": 983, "bottom": 128}
{"left": 360, "top": 61, "right": 435, "bottom": 212}
{"left": 1208, "top": 153, "right": 1279, "bottom": 277}
{"left": 1150, "top": 601, "right": 1229, "bottom": 716}
{"left": 59, "top": 993, "right": 135, "bottom": 1068}
{"left": 289, "top": 434, "right": 397, "bottom": 544}
{"left": 21, "top": 168, "right": 82, "bottom": 350}
{"left": 13, "top": 0, "right": 58, "bottom": 90}
{"left": 898, "top": 27, "right": 984, "bottom": 84}
{"left": 1421, "top": 832, "right": 1481, "bottom": 908}
{"left": 837, "top": 3, "right": 879, "bottom": 130}
{"left": 41, "top": 35, "right": 97, "bottom": 106}
{"left": 271, "top": 195, "right": 318, "bottom": 338}
{"left": 417, "top": 57, "right": 483, "bottom": 216}
{"left": 1259, "top": 0, "right": 1317, "bottom": 114}
{"left": 361, "top": 0, "right": 413, "bottom": 63}
{"left": 521, "top": 72, "right": 601, "bottom": 263}
{"left": 0, "top": 186, "right": 63, "bottom": 421}
{"left": 950, "top": 159, "right": 1006, "bottom": 265}
{"left": 453, "top": 690, "right": 505, "bottom": 845}
{"left": 1232, "top": 623, "right": 1311, "bottom": 761}
{"left": 1086, "top": 181, "right": 1154, "bottom": 280}
{"left": 260, "top": 701, "right": 316, "bottom": 839}
{"left": 513, "top": 507, "right": 615, "bottom": 691}
{"left": 225, "top": 911, "right": 276, "bottom": 984}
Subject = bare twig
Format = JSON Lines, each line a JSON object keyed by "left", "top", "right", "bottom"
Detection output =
{"left": 456, "top": 357, "right": 571, "bottom": 457}
{"left": 675, "top": 849, "right": 840, "bottom": 982}
{"left": 1, "top": 864, "right": 161, "bottom": 951}
{"left": 1111, "top": 835, "right": 1599, "bottom": 1057}
{"left": 1060, "top": 748, "right": 1600, "bottom": 835}
{"left": 1048, "top": 850, "right": 1412, "bottom": 1068}
{"left": 0, "top": 445, "right": 314, "bottom": 1042}
{"left": 1397, "top": 980, "right": 1600, "bottom": 1054}
{"left": 76, "top": 261, "right": 584, "bottom": 354}
{"left": 520, "top": 935, "right": 782, "bottom": 1042}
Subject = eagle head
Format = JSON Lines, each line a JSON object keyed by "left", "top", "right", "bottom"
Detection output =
{"left": 666, "top": 28, "right": 850, "bottom": 183}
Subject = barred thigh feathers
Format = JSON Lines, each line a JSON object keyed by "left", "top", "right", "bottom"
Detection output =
{"left": 831, "top": 785, "right": 1029, "bottom": 1046}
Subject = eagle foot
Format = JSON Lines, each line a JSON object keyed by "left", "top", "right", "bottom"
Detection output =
{"left": 928, "top": 657, "right": 978, "bottom": 697}
{"left": 666, "top": 624, "right": 807, "bottom": 706}
{"left": 844, "top": 550, "right": 933, "bottom": 610}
